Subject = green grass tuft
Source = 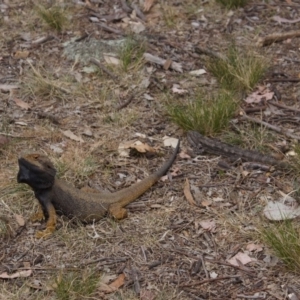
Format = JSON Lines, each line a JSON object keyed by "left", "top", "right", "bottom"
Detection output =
{"left": 167, "top": 90, "right": 237, "bottom": 135}
{"left": 260, "top": 220, "right": 300, "bottom": 273}
{"left": 118, "top": 36, "right": 145, "bottom": 71}
{"left": 54, "top": 270, "right": 99, "bottom": 300}
{"left": 208, "top": 46, "right": 267, "bottom": 94}
{"left": 36, "top": 5, "right": 67, "bottom": 32}
{"left": 215, "top": 0, "right": 248, "bottom": 9}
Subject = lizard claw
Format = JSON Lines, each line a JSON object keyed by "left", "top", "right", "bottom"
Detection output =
{"left": 35, "top": 226, "right": 55, "bottom": 239}
{"left": 30, "top": 212, "right": 45, "bottom": 223}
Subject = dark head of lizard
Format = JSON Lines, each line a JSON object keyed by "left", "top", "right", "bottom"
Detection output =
{"left": 17, "top": 154, "right": 56, "bottom": 189}
{"left": 17, "top": 140, "right": 180, "bottom": 238}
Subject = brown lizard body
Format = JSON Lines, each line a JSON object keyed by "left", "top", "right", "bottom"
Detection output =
{"left": 187, "top": 131, "right": 290, "bottom": 170}
{"left": 17, "top": 140, "right": 180, "bottom": 238}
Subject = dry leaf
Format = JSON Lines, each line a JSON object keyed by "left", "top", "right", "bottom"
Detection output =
{"left": 131, "top": 141, "right": 156, "bottom": 153}
{"left": 14, "top": 50, "right": 30, "bottom": 59}
{"left": 201, "top": 199, "right": 212, "bottom": 207}
{"left": 13, "top": 98, "right": 31, "bottom": 110}
{"left": 118, "top": 140, "right": 156, "bottom": 156}
{"left": 144, "top": 0, "right": 154, "bottom": 12}
{"left": 263, "top": 201, "right": 300, "bottom": 220}
{"left": 162, "top": 136, "right": 179, "bottom": 148}
{"left": 130, "top": 22, "right": 146, "bottom": 33}
{"left": 0, "top": 84, "right": 19, "bottom": 91}
{"left": 246, "top": 243, "right": 264, "bottom": 252}
{"left": 0, "top": 270, "right": 32, "bottom": 279}
{"left": 15, "top": 214, "right": 25, "bottom": 226}
{"left": 103, "top": 55, "right": 120, "bottom": 65}
{"left": 189, "top": 69, "right": 206, "bottom": 76}
{"left": 109, "top": 273, "right": 125, "bottom": 290}
{"left": 244, "top": 86, "right": 274, "bottom": 104}
{"left": 62, "top": 130, "right": 84, "bottom": 143}
{"left": 0, "top": 135, "right": 9, "bottom": 146}
{"left": 184, "top": 178, "right": 197, "bottom": 206}
{"left": 199, "top": 219, "right": 216, "bottom": 232}
{"left": 179, "top": 151, "right": 191, "bottom": 159}
{"left": 172, "top": 84, "right": 187, "bottom": 94}
{"left": 227, "top": 252, "right": 256, "bottom": 266}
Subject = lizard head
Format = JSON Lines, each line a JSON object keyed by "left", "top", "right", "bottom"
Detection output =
{"left": 17, "top": 153, "right": 57, "bottom": 189}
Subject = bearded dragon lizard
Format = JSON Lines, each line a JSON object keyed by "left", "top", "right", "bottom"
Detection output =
{"left": 17, "top": 140, "right": 180, "bottom": 238}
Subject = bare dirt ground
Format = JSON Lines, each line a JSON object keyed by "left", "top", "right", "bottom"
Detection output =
{"left": 1, "top": 1, "right": 300, "bottom": 299}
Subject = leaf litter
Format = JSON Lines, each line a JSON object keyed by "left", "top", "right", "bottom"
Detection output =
{"left": 1, "top": 0, "right": 300, "bottom": 299}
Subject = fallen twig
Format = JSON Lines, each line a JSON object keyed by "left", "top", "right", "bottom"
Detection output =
{"left": 179, "top": 275, "right": 241, "bottom": 288}
{"left": 194, "top": 46, "right": 226, "bottom": 60}
{"left": 96, "top": 23, "right": 123, "bottom": 35}
{"left": 90, "top": 58, "right": 119, "bottom": 81}
{"left": 132, "top": 3, "right": 145, "bottom": 21}
{"left": 143, "top": 53, "right": 182, "bottom": 72}
{"left": 120, "top": 0, "right": 132, "bottom": 13}
{"left": 266, "top": 78, "right": 300, "bottom": 83}
{"left": 116, "top": 95, "right": 134, "bottom": 111}
{"left": 257, "top": 29, "right": 300, "bottom": 47}
{"left": 269, "top": 101, "right": 300, "bottom": 114}
{"left": 242, "top": 114, "right": 300, "bottom": 140}
{"left": 37, "top": 112, "right": 60, "bottom": 125}
{"left": 130, "top": 267, "right": 141, "bottom": 295}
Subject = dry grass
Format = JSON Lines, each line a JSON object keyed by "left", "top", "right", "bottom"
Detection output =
{"left": 215, "top": 0, "right": 249, "bottom": 9}
{"left": 36, "top": 5, "right": 68, "bottom": 32}
{"left": 260, "top": 220, "right": 300, "bottom": 273}
{"left": 22, "top": 61, "right": 72, "bottom": 102}
{"left": 1, "top": 0, "right": 300, "bottom": 299}
{"left": 208, "top": 46, "right": 268, "bottom": 94}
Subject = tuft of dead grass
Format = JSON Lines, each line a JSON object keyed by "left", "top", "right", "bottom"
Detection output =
{"left": 208, "top": 46, "right": 268, "bottom": 94}
{"left": 22, "top": 61, "right": 71, "bottom": 102}
{"left": 36, "top": 5, "right": 68, "bottom": 32}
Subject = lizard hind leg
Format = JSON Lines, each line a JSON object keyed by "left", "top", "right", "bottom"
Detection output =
{"left": 109, "top": 204, "right": 128, "bottom": 220}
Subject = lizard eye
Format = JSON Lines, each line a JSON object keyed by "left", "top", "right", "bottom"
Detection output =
{"left": 33, "top": 154, "right": 39, "bottom": 159}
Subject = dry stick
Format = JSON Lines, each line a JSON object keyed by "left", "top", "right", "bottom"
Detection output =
{"left": 236, "top": 294, "right": 266, "bottom": 299}
{"left": 37, "top": 112, "right": 60, "bottom": 125}
{"left": 257, "top": 29, "right": 300, "bottom": 47}
{"left": 143, "top": 53, "right": 183, "bottom": 72}
{"left": 0, "top": 132, "right": 35, "bottom": 138}
{"left": 96, "top": 23, "right": 123, "bottom": 35}
{"left": 179, "top": 275, "right": 241, "bottom": 288}
{"left": 242, "top": 114, "right": 300, "bottom": 141}
{"left": 116, "top": 95, "right": 134, "bottom": 111}
{"left": 25, "top": 35, "right": 55, "bottom": 48}
{"left": 130, "top": 267, "right": 141, "bottom": 295}
{"left": 194, "top": 46, "right": 226, "bottom": 60}
{"left": 120, "top": 0, "right": 132, "bottom": 13}
{"left": 132, "top": 3, "right": 145, "bottom": 21}
{"left": 266, "top": 78, "right": 300, "bottom": 83}
{"left": 90, "top": 58, "right": 118, "bottom": 81}
{"left": 81, "top": 257, "right": 127, "bottom": 267}
{"left": 269, "top": 101, "right": 300, "bottom": 114}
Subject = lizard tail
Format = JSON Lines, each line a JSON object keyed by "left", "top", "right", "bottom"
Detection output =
{"left": 112, "top": 139, "right": 180, "bottom": 207}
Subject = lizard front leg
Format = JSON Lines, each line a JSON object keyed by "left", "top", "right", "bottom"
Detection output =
{"left": 35, "top": 202, "right": 56, "bottom": 239}
{"left": 35, "top": 203, "right": 57, "bottom": 238}
{"left": 30, "top": 203, "right": 45, "bottom": 222}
